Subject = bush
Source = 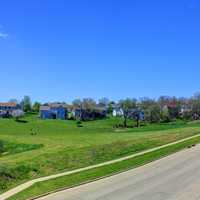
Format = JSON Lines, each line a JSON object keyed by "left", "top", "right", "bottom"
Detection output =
{"left": 76, "top": 121, "right": 83, "bottom": 127}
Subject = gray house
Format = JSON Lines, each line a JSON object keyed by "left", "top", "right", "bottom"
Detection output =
{"left": 72, "top": 106, "right": 107, "bottom": 121}
{"left": 40, "top": 104, "right": 68, "bottom": 120}
{"left": 0, "top": 102, "right": 20, "bottom": 117}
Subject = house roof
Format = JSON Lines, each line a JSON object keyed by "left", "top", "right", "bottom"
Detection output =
{"left": 40, "top": 106, "right": 51, "bottom": 111}
{"left": 40, "top": 104, "right": 68, "bottom": 111}
{"left": 0, "top": 102, "right": 17, "bottom": 107}
{"left": 48, "top": 103, "right": 68, "bottom": 108}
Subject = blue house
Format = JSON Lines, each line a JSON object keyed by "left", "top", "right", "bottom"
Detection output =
{"left": 40, "top": 104, "right": 67, "bottom": 120}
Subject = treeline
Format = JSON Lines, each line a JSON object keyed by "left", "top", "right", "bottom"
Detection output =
{"left": 116, "top": 92, "right": 200, "bottom": 127}
{"left": 9, "top": 96, "right": 41, "bottom": 113}
{"left": 10, "top": 92, "right": 200, "bottom": 126}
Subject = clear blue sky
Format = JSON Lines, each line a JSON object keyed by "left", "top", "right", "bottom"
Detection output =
{"left": 0, "top": 0, "right": 200, "bottom": 103}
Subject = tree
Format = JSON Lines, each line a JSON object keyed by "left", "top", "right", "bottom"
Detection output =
{"left": 161, "top": 106, "right": 170, "bottom": 122}
{"left": 72, "top": 98, "right": 97, "bottom": 121}
{"left": 82, "top": 98, "right": 96, "bottom": 111}
{"left": 72, "top": 99, "right": 82, "bottom": 108}
{"left": 139, "top": 97, "right": 155, "bottom": 109}
{"left": 21, "top": 96, "right": 32, "bottom": 112}
{"left": 182, "top": 110, "right": 192, "bottom": 121}
{"left": 149, "top": 104, "right": 161, "bottom": 123}
{"left": 98, "top": 98, "right": 110, "bottom": 107}
{"left": 158, "top": 96, "right": 171, "bottom": 109}
{"left": 33, "top": 102, "right": 41, "bottom": 113}
{"left": 191, "top": 99, "right": 200, "bottom": 120}
{"left": 108, "top": 101, "right": 115, "bottom": 114}
{"left": 72, "top": 99, "right": 83, "bottom": 120}
{"left": 193, "top": 92, "right": 200, "bottom": 100}
{"left": 118, "top": 98, "right": 137, "bottom": 127}
{"left": 139, "top": 97, "right": 155, "bottom": 122}
{"left": 130, "top": 108, "right": 142, "bottom": 127}
{"left": 12, "top": 109, "right": 24, "bottom": 121}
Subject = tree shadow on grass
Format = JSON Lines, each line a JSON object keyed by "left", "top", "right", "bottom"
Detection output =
{"left": 15, "top": 119, "right": 28, "bottom": 123}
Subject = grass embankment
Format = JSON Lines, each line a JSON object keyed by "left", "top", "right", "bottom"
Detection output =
{"left": 0, "top": 140, "right": 42, "bottom": 157}
{"left": 1, "top": 115, "right": 200, "bottom": 193}
{"left": 8, "top": 135, "right": 200, "bottom": 200}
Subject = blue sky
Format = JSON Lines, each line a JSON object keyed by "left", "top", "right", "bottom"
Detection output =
{"left": 0, "top": 0, "right": 200, "bottom": 103}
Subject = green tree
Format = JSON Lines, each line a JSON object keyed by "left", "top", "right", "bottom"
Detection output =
{"left": 108, "top": 101, "right": 115, "bottom": 114}
{"left": 119, "top": 98, "right": 137, "bottom": 127}
{"left": 149, "top": 104, "right": 161, "bottom": 123}
{"left": 161, "top": 106, "right": 170, "bottom": 122}
{"left": 21, "top": 96, "right": 32, "bottom": 112}
{"left": 33, "top": 102, "right": 41, "bottom": 113}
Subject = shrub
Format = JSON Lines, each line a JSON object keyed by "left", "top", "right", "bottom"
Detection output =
{"left": 76, "top": 120, "right": 83, "bottom": 127}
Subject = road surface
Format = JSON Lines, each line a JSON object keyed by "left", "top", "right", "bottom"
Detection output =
{"left": 38, "top": 145, "right": 200, "bottom": 200}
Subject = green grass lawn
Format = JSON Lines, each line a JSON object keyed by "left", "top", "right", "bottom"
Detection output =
{"left": 1, "top": 114, "right": 200, "bottom": 194}
{"left": 9, "top": 135, "right": 200, "bottom": 200}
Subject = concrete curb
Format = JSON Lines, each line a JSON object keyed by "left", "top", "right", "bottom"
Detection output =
{"left": 1, "top": 133, "right": 200, "bottom": 200}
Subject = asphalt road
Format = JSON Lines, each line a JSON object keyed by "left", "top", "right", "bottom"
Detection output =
{"left": 38, "top": 145, "right": 200, "bottom": 200}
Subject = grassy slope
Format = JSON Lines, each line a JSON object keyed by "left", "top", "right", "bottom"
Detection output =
{"left": 8, "top": 135, "right": 200, "bottom": 200}
{"left": 1, "top": 114, "right": 200, "bottom": 193}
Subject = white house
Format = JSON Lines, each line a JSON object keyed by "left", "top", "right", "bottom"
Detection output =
{"left": 112, "top": 108, "right": 124, "bottom": 117}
